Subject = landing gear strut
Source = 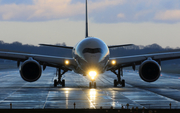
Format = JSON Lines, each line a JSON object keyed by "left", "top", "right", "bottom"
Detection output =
{"left": 54, "top": 68, "right": 67, "bottom": 87}
{"left": 89, "top": 81, "right": 96, "bottom": 88}
{"left": 112, "top": 68, "right": 125, "bottom": 87}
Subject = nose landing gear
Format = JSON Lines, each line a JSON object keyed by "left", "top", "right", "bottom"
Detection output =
{"left": 89, "top": 81, "right": 96, "bottom": 88}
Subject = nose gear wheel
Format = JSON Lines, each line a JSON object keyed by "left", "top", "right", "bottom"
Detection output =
{"left": 89, "top": 81, "right": 96, "bottom": 88}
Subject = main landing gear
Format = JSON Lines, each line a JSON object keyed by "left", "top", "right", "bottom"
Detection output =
{"left": 54, "top": 68, "right": 68, "bottom": 87}
{"left": 112, "top": 68, "right": 125, "bottom": 87}
{"left": 89, "top": 81, "right": 96, "bottom": 88}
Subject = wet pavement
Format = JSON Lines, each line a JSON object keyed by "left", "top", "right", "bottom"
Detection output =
{"left": 0, "top": 68, "right": 180, "bottom": 109}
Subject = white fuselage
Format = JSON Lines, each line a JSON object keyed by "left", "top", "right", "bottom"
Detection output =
{"left": 72, "top": 37, "right": 110, "bottom": 75}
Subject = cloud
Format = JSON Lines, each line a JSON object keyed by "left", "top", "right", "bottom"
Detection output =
{"left": 134, "top": 10, "right": 153, "bottom": 19}
{"left": 0, "top": 0, "right": 83, "bottom": 21}
{"left": 117, "top": 13, "right": 125, "bottom": 18}
{"left": 89, "top": 0, "right": 125, "bottom": 11}
{"left": 154, "top": 10, "right": 180, "bottom": 21}
{"left": 0, "top": 0, "right": 33, "bottom": 5}
{"left": 0, "top": 0, "right": 180, "bottom": 23}
{"left": 0, "top": 0, "right": 124, "bottom": 21}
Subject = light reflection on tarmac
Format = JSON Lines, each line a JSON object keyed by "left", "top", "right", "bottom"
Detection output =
{"left": 0, "top": 68, "right": 180, "bottom": 109}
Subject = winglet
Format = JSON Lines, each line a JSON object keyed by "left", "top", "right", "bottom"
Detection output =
{"left": 85, "top": 0, "right": 89, "bottom": 38}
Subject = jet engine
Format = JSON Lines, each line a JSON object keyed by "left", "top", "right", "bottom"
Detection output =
{"left": 139, "top": 59, "right": 161, "bottom": 82}
{"left": 20, "top": 58, "right": 42, "bottom": 82}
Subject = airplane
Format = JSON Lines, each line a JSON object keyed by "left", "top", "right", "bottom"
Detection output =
{"left": 1, "top": 0, "right": 180, "bottom": 88}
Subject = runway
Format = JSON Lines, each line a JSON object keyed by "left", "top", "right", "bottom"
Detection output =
{"left": 0, "top": 67, "right": 180, "bottom": 109}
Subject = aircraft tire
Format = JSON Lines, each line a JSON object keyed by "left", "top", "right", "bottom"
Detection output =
{"left": 62, "top": 79, "right": 65, "bottom": 87}
{"left": 114, "top": 79, "right": 117, "bottom": 87}
{"left": 54, "top": 79, "right": 57, "bottom": 87}
{"left": 122, "top": 79, "right": 125, "bottom": 87}
{"left": 89, "top": 82, "right": 92, "bottom": 88}
{"left": 94, "top": 82, "right": 96, "bottom": 88}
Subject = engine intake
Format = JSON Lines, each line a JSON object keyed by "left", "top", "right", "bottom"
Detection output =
{"left": 139, "top": 59, "right": 161, "bottom": 82}
{"left": 20, "top": 58, "right": 42, "bottom": 82}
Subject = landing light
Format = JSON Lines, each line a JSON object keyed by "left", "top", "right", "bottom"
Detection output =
{"left": 65, "top": 60, "right": 70, "bottom": 65}
{"left": 89, "top": 71, "right": 97, "bottom": 80}
{"left": 111, "top": 60, "right": 116, "bottom": 65}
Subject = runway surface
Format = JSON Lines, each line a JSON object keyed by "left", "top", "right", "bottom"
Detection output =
{"left": 0, "top": 67, "right": 180, "bottom": 109}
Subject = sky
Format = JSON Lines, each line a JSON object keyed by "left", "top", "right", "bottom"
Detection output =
{"left": 0, "top": 0, "right": 180, "bottom": 48}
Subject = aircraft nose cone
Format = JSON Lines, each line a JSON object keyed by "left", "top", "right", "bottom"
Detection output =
{"left": 83, "top": 54, "right": 102, "bottom": 64}
{"left": 81, "top": 54, "right": 103, "bottom": 72}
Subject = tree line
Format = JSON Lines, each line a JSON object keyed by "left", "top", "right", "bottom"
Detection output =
{"left": 0, "top": 41, "right": 179, "bottom": 64}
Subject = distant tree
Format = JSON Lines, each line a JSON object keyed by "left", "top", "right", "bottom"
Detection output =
{"left": 0, "top": 40, "right": 179, "bottom": 64}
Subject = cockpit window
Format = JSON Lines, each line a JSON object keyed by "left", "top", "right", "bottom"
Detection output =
{"left": 83, "top": 48, "right": 102, "bottom": 54}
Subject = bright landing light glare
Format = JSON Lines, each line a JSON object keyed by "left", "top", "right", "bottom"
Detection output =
{"left": 65, "top": 60, "right": 70, "bottom": 65}
{"left": 111, "top": 60, "right": 116, "bottom": 65}
{"left": 89, "top": 71, "right": 97, "bottom": 80}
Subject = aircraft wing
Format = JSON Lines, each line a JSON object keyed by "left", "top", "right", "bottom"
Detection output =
{"left": 108, "top": 51, "right": 180, "bottom": 70}
{"left": 0, "top": 51, "right": 77, "bottom": 70}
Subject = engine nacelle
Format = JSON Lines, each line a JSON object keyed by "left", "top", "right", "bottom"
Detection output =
{"left": 20, "top": 58, "right": 42, "bottom": 82}
{"left": 139, "top": 59, "right": 161, "bottom": 82}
